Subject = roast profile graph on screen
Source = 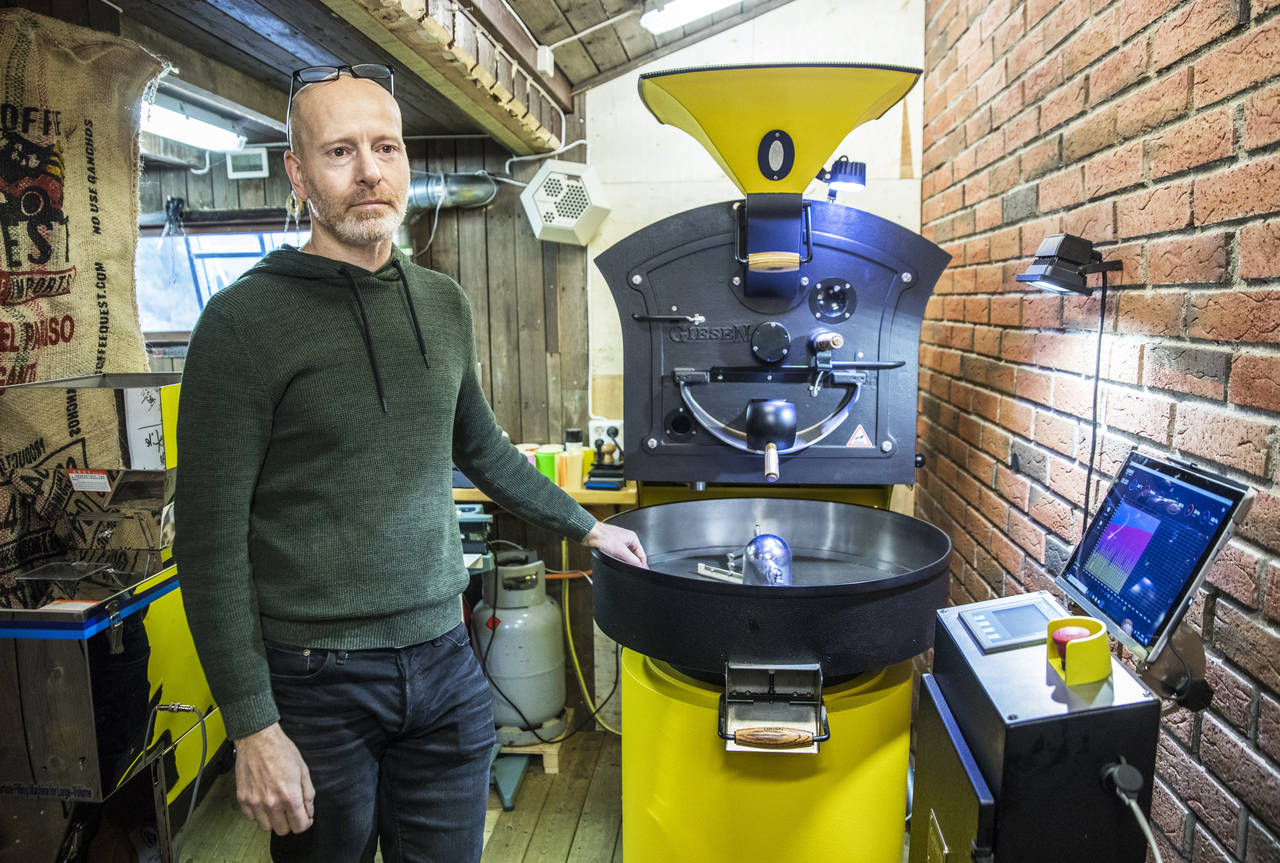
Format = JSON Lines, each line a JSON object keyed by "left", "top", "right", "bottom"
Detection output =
{"left": 1083, "top": 502, "right": 1160, "bottom": 592}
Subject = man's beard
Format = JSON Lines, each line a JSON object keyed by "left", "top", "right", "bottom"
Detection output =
{"left": 306, "top": 184, "right": 406, "bottom": 246}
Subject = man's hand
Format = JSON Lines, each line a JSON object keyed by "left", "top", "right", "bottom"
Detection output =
{"left": 583, "top": 521, "right": 648, "bottom": 568}
{"left": 234, "top": 723, "right": 316, "bottom": 835}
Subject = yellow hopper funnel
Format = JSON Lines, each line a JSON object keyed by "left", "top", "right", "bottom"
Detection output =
{"left": 638, "top": 63, "right": 919, "bottom": 196}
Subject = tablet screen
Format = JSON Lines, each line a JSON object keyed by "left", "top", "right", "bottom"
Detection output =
{"left": 1060, "top": 452, "right": 1246, "bottom": 650}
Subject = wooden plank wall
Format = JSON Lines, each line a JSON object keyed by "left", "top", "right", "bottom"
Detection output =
{"left": 409, "top": 136, "right": 589, "bottom": 449}
{"left": 139, "top": 150, "right": 294, "bottom": 216}
{"left": 409, "top": 120, "right": 598, "bottom": 720}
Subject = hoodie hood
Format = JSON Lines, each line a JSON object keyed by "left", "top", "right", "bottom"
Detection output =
{"left": 247, "top": 244, "right": 428, "bottom": 414}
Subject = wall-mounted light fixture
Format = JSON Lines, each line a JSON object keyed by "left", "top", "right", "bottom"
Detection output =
{"left": 640, "top": 0, "right": 741, "bottom": 34}
{"left": 1015, "top": 233, "right": 1121, "bottom": 294}
{"left": 1016, "top": 233, "right": 1125, "bottom": 535}
{"left": 816, "top": 156, "right": 866, "bottom": 201}
{"left": 142, "top": 103, "right": 246, "bottom": 152}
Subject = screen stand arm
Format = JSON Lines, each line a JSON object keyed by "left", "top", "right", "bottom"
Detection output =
{"left": 1138, "top": 622, "right": 1213, "bottom": 712}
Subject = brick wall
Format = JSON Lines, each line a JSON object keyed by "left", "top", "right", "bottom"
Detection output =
{"left": 918, "top": 0, "right": 1280, "bottom": 860}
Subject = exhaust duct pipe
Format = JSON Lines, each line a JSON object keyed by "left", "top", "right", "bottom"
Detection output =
{"left": 406, "top": 172, "right": 497, "bottom": 214}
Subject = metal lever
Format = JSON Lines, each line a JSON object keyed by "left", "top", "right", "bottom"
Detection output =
{"left": 746, "top": 400, "right": 795, "bottom": 484}
{"left": 632, "top": 312, "right": 706, "bottom": 325}
{"left": 763, "top": 442, "right": 780, "bottom": 482}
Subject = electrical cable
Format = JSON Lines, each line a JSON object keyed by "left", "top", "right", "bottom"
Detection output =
{"left": 493, "top": 0, "right": 541, "bottom": 47}
{"left": 1121, "top": 792, "right": 1163, "bottom": 863}
{"left": 487, "top": 174, "right": 528, "bottom": 188}
{"left": 421, "top": 172, "right": 446, "bottom": 252}
{"left": 188, "top": 151, "right": 214, "bottom": 176}
{"left": 156, "top": 703, "right": 208, "bottom": 863}
{"left": 503, "top": 138, "right": 588, "bottom": 175}
{"left": 547, "top": 8, "right": 638, "bottom": 49}
{"left": 1104, "top": 758, "right": 1162, "bottom": 863}
{"left": 1081, "top": 272, "right": 1108, "bottom": 537}
{"left": 114, "top": 703, "right": 160, "bottom": 790}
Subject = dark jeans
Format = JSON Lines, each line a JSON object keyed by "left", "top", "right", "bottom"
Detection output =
{"left": 264, "top": 622, "right": 496, "bottom": 863}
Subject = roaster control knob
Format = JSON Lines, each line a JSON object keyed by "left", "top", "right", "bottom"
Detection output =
{"left": 751, "top": 321, "right": 791, "bottom": 364}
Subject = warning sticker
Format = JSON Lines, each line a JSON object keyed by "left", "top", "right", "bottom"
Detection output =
{"left": 846, "top": 425, "right": 874, "bottom": 448}
{"left": 66, "top": 468, "right": 111, "bottom": 492}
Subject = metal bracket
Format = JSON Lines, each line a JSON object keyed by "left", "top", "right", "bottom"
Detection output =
{"left": 717, "top": 663, "right": 829, "bottom": 753}
{"left": 106, "top": 600, "right": 124, "bottom": 655}
{"left": 733, "top": 199, "right": 814, "bottom": 267}
{"left": 810, "top": 348, "right": 834, "bottom": 397}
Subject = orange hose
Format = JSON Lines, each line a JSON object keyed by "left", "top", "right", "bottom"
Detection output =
{"left": 545, "top": 569, "right": 591, "bottom": 580}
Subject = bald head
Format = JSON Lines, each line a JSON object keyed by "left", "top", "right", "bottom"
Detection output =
{"left": 282, "top": 72, "right": 410, "bottom": 258}
{"left": 287, "top": 74, "right": 402, "bottom": 155}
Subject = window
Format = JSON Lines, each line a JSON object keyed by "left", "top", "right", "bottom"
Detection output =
{"left": 134, "top": 229, "right": 309, "bottom": 335}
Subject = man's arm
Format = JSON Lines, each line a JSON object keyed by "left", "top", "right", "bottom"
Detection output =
{"left": 175, "top": 299, "right": 315, "bottom": 834}
{"left": 174, "top": 299, "right": 278, "bottom": 740}
{"left": 450, "top": 308, "right": 645, "bottom": 565}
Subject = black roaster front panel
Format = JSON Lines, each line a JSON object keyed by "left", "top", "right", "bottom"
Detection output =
{"left": 595, "top": 200, "right": 951, "bottom": 486}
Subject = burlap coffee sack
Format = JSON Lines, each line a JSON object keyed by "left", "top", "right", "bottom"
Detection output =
{"left": 0, "top": 10, "right": 166, "bottom": 599}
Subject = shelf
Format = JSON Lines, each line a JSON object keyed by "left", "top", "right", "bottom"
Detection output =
{"left": 453, "top": 482, "right": 637, "bottom": 507}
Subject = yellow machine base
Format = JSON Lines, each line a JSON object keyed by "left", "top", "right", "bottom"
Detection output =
{"left": 621, "top": 650, "right": 913, "bottom": 863}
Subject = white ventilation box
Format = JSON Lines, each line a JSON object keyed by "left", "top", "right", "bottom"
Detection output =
{"left": 519, "top": 159, "right": 610, "bottom": 245}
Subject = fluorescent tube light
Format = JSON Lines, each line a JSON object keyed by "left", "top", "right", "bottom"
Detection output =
{"left": 142, "top": 103, "right": 246, "bottom": 152}
{"left": 639, "top": 0, "right": 741, "bottom": 34}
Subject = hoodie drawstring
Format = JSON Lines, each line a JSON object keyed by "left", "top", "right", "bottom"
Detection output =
{"left": 339, "top": 266, "right": 389, "bottom": 414}
{"left": 392, "top": 257, "right": 430, "bottom": 369}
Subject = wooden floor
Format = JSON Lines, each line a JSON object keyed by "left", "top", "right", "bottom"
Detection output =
{"left": 174, "top": 731, "right": 620, "bottom": 863}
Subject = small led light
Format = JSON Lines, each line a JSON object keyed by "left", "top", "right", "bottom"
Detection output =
{"left": 817, "top": 156, "right": 866, "bottom": 199}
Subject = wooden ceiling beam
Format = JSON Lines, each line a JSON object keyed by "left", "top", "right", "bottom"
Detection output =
{"left": 317, "top": 0, "right": 563, "bottom": 154}
{"left": 462, "top": 0, "right": 574, "bottom": 111}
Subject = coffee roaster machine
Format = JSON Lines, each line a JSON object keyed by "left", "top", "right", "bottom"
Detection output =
{"left": 0, "top": 374, "right": 225, "bottom": 863}
{"left": 587, "top": 64, "right": 1217, "bottom": 863}
{"left": 586, "top": 63, "right": 953, "bottom": 862}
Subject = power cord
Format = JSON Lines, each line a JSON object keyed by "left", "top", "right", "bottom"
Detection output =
{"left": 1080, "top": 275, "right": 1108, "bottom": 535}
{"left": 114, "top": 702, "right": 160, "bottom": 790}
{"left": 1102, "top": 758, "right": 1162, "bottom": 863}
{"left": 156, "top": 703, "right": 208, "bottom": 863}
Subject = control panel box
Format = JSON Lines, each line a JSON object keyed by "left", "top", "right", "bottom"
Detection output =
{"left": 910, "top": 592, "right": 1160, "bottom": 863}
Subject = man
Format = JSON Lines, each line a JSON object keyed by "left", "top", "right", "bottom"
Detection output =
{"left": 174, "top": 65, "right": 646, "bottom": 863}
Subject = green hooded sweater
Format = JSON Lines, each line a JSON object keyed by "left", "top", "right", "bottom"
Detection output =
{"left": 174, "top": 245, "right": 597, "bottom": 740}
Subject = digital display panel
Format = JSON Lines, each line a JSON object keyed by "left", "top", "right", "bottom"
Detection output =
{"left": 991, "top": 603, "right": 1052, "bottom": 639}
{"left": 1061, "top": 453, "right": 1245, "bottom": 649}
